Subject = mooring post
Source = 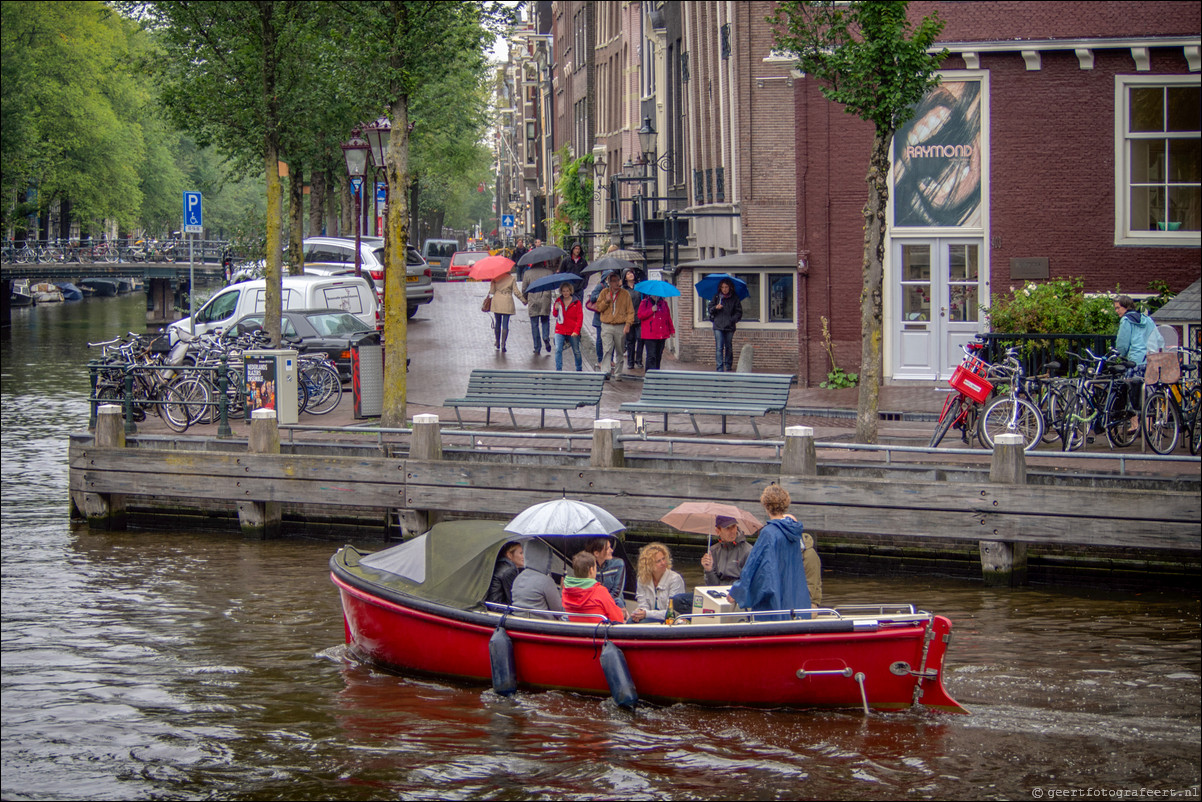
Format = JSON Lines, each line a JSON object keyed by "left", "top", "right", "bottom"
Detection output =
{"left": 591, "top": 418, "right": 625, "bottom": 468}
{"left": 980, "top": 432, "right": 1028, "bottom": 587}
{"left": 238, "top": 408, "right": 281, "bottom": 540}
{"left": 82, "top": 404, "right": 127, "bottom": 530}
{"left": 782, "top": 425, "right": 817, "bottom": 476}
{"left": 398, "top": 413, "right": 443, "bottom": 537}
{"left": 410, "top": 413, "right": 443, "bottom": 460}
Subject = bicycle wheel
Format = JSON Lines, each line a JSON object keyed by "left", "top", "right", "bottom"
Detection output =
{"left": 1141, "top": 388, "right": 1181, "bottom": 455}
{"left": 929, "top": 395, "right": 964, "bottom": 448}
{"left": 162, "top": 377, "right": 207, "bottom": 433}
{"left": 1190, "top": 399, "right": 1201, "bottom": 456}
{"left": 1039, "top": 386, "right": 1068, "bottom": 444}
{"left": 296, "top": 377, "right": 310, "bottom": 415}
{"left": 979, "top": 396, "right": 1044, "bottom": 451}
{"left": 303, "top": 364, "right": 343, "bottom": 415}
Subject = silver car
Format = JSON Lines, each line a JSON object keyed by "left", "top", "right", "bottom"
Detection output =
{"left": 303, "top": 237, "right": 433, "bottom": 319}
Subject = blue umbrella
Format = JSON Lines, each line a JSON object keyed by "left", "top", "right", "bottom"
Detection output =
{"left": 633, "top": 279, "right": 680, "bottom": 298}
{"left": 525, "top": 271, "right": 584, "bottom": 294}
{"left": 694, "top": 273, "right": 750, "bottom": 300}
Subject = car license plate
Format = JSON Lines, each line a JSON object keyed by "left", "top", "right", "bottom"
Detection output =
{"left": 406, "top": 275, "right": 419, "bottom": 283}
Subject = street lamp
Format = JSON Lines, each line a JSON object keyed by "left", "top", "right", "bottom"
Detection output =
{"left": 341, "top": 127, "right": 369, "bottom": 277}
{"left": 637, "top": 116, "right": 656, "bottom": 162}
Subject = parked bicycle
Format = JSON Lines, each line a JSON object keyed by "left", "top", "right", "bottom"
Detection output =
{"left": 1140, "top": 347, "right": 1201, "bottom": 455}
{"left": 976, "top": 348, "right": 1045, "bottom": 451}
{"left": 1058, "top": 349, "right": 1140, "bottom": 451}
{"left": 929, "top": 340, "right": 993, "bottom": 449}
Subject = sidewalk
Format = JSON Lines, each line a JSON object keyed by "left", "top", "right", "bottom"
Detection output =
{"left": 129, "top": 281, "right": 1196, "bottom": 474}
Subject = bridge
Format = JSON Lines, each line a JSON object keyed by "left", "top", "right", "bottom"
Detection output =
{"left": 2, "top": 260, "right": 225, "bottom": 328}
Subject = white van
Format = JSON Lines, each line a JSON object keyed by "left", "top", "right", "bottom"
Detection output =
{"left": 169, "top": 274, "right": 378, "bottom": 342}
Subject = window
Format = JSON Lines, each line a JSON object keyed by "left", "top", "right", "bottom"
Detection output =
{"left": 1116, "top": 76, "right": 1200, "bottom": 245}
{"left": 696, "top": 272, "right": 796, "bottom": 327}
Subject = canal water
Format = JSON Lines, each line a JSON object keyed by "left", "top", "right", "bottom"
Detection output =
{"left": 2, "top": 294, "right": 1199, "bottom": 801}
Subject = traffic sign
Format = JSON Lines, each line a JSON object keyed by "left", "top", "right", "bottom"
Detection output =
{"left": 183, "top": 191, "right": 203, "bottom": 233}
{"left": 502, "top": 214, "right": 515, "bottom": 229}
{"left": 349, "top": 177, "right": 363, "bottom": 197}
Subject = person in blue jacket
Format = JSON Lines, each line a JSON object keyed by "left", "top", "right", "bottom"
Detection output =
{"left": 729, "top": 484, "right": 811, "bottom": 621}
{"left": 1114, "top": 295, "right": 1164, "bottom": 375}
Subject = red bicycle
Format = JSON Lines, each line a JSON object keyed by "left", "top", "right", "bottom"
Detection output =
{"left": 929, "top": 341, "right": 993, "bottom": 448}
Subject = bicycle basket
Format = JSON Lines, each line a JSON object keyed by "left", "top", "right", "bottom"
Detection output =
{"left": 949, "top": 358, "right": 993, "bottom": 403}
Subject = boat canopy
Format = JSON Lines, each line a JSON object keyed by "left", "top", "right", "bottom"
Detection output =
{"left": 356, "top": 520, "right": 581, "bottom": 610}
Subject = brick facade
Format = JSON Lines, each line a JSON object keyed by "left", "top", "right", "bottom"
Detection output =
{"left": 795, "top": 1, "right": 1201, "bottom": 386}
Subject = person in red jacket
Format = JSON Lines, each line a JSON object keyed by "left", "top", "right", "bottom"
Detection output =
{"left": 551, "top": 281, "right": 583, "bottom": 371}
{"left": 561, "top": 551, "right": 630, "bottom": 623}
{"left": 638, "top": 293, "right": 675, "bottom": 371}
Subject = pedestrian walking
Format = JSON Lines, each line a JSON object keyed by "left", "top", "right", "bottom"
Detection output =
{"left": 488, "top": 271, "right": 517, "bottom": 352}
{"left": 638, "top": 292, "right": 674, "bottom": 371}
{"left": 595, "top": 270, "right": 635, "bottom": 380}
{"left": 518, "top": 263, "right": 554, "bottom": 355}
{"left": 551, "top": 282, "right": 583, "bottom": 371}
{"left": 623, "top": 269, "right": 644, "bottom": 369}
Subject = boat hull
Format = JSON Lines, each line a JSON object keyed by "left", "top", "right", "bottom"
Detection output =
{"left": 332, "top": 568, "right": 965, "bottom": 712}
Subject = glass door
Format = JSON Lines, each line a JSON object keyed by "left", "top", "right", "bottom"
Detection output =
{"left": 892, "top": 238, "right": 984, "bottom": 379}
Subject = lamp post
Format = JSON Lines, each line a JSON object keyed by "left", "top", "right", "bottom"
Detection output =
{"left": 340, "top": 128, "right": 369, "bottom": 277}
{"left": 363, "top": 116, "right": 391, "bottom": 240}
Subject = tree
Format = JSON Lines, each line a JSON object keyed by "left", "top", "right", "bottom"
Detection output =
{"left": 770, "top": 1, "right": 947, "bottom": 443}
{"left": 353, "top": 1, "right": 510, "bottom": 428}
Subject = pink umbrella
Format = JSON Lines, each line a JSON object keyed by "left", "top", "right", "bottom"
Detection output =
{"left": 468, "top": 255, "right": 515, "bottom": 281}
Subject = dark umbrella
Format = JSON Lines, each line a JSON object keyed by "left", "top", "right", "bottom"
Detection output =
{"left": 694, "top": 273, "right": 751, "bottom": 300}
{"left": 582, "top": 255, "right": 636, "bottom": 276}
{"left": 524, "top": 272, "right": 584, "bottom": 294}
{"left": 516, "top": 245, "right": 568, "bottom": 267}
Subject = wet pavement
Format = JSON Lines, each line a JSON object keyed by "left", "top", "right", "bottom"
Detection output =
{"left": 129, "top": 280, "right": 1197, "bottom": 475}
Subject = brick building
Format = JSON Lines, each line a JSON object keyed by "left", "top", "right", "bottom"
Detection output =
{"left": 796, "top": 1, "right": 1201, "bottom": 385}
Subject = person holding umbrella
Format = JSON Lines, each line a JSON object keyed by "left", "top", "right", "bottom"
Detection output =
{"left": 637, "top": 289, "right": 675, "bottom": 371}
{"left": 701, "top": 515, "right": 753, "bottom": 586}
{"left": 487, "top": 269, "right": 517, "bottom": 352}
{"left": 518, "top": 261, "right": 554, "bottom": 356}
{"left": 707, "top": 277, "right": 743, "bottom": 372}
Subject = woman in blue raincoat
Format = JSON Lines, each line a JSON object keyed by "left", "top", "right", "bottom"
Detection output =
{"left": 729, "top": 485, "right": 811, "bottom": 621}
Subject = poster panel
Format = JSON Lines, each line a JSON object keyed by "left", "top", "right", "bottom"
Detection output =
{"left": 244, "top": 355, "right": 278, "bottom": 421}
{"left": 893, "top": 80, "right": 982, "bottom": 228}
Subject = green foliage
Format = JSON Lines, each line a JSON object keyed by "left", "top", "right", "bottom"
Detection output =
{"left": 548, "top": 147, "right": 592, "bottom": 247}
{"left": 820, "top": 368, "right": 859, "bottom": 389}
{"left": 984, "top": 278, "right": 1118, "bottom": 336}
{"left": 768, "top": 1, "right": 948, "bottom": 131}
{"left": 1143, "top": 280, "right": 1175, "bottom": 316}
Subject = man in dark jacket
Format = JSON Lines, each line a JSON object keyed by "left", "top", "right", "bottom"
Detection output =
{"left": 707, "top": 278, "right": 743, "bottom": 371}
{"left": 701, "top": 516, "right": 752, "bottom": 585}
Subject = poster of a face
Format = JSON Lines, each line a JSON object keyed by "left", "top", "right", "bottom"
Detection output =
{"left": 893, "top": 80, "right": 982, "bottom": 228}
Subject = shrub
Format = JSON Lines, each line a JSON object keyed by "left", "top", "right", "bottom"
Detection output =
{"left": 983, "top": 278, "right": 1116, "bottom": 336}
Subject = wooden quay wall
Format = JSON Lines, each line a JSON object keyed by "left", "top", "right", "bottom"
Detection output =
{"left": 70, "top": 409, "right": 1200, "bottom": 587}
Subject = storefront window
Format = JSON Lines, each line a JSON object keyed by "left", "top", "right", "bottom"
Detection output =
{"left": 697, "top": 271, "right": 794, "bottom": 327}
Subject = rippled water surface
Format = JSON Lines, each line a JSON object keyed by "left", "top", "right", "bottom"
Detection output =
{"left": 2, "top": 296, "right": 1199, "bottom": 800}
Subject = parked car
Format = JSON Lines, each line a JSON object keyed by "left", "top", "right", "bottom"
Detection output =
{"left": 230, "top": 237, "right": 433, "bottom": 319}
{"left": 447, "top": 250, "right": 490, "bottom": 282}
{"left": 168, "top": 274, "right": 378, "bottom": 342}
{"left": 422, "top": 238, "right": 460, "bottom": 281}
{"left": 224, "top": 309, "right": 380, "bottom": 383}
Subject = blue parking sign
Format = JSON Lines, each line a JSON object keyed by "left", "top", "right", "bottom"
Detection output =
{"left": 183, "top": 191, "right": 203, "bottom": 233}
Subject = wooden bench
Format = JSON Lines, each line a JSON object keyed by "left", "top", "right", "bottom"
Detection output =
{"left": 619, "top": 370, "right": 795, "bottom": 438}
{"left": 444, "top": 369, "right": 606, "bottom": 430}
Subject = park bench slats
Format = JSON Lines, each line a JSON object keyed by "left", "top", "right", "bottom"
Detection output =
{"left": 619, "top": 369, "right": 795, "bottom": 438}
{"left": 444, "top": 369, "right": 606, "bottom": 430}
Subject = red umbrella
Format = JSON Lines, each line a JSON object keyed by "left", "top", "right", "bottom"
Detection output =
{"left": 468, "top": 255, "right": 514, "bottom": 281}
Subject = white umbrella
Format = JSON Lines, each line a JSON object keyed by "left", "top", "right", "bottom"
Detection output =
{"left": 504, "top": 498, "right": 625, "bottom": 538}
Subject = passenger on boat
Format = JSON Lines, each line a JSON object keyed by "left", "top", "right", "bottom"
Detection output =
{"left": 700, "top": 516, "right": 752, "bottom": 585}
{"left": 510, "top": 563, "right": 564, "bottom": 617}
{"left": 631, "top": 543, "right": 689, "bottom": 623}
{"left": 485, "top": 541, "right": 525, "bottom": 606}
{"left": 587, "top": 536, "right": 627, "bottom": 603}
{"left": 729, "top": 485, "right": 811, "bottom": 621}
{"left": 561, "top": 552, "right": 627, "bottom": 623}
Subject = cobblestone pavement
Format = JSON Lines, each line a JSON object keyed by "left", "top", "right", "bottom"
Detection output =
{"left": 127, "top": 280, "right": 1197, "bottom": 474}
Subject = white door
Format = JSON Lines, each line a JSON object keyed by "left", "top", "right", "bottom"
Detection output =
{"left": 893, "top": 239, "right": 983, "bottom": 380}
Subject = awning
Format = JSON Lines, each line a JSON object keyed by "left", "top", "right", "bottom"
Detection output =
{"left": 676, "top": 252, "right": 797, "bottom": 270}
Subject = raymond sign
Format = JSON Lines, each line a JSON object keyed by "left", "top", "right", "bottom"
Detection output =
{"left": 893, "top": 80, "right": 982, "bottom": 228}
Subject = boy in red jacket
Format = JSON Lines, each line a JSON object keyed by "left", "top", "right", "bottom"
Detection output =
{"left": 562, "top": 551, "right": 629, "bottom": 623}
{"left": 551, "top": 281, "right": 583, "bottom": 371}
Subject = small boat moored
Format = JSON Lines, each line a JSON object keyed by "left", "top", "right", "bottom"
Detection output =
{"left": 331, "top": 507, "right": 966, "bottom": 714}
{"left": 78, "top": 278, "right": 120, "bottom": 297}
{"left": 55, "top": 282, "right": 84, "bottom": 301}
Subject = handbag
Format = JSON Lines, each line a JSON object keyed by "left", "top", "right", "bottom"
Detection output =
{"left": 481, "top": 295, "right": 492, "bottom": 313}
{"left": 1144, "top": 350, "right": 1179, "bottom": 384}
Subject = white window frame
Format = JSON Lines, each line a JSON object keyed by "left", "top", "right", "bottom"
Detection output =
{"left": 1114, "top": 74, "right": 1201, "bottom": 247}
{"left": 692, "top": 270, "right": 797, "bottom": 330}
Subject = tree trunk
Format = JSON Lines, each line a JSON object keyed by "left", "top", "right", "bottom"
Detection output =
{"left": 287, "top": 162, "right": 305, "bottom": 275}
{"left": 855, "top": 128, "right": 892, "bottom": 443}
{"left": 381, "top": 97, "right": 411, "bottom": 428}
{"left": 309, "top": 167, "right": 326, "bottom": 237}
{"left": 261, "top": 4, "right": 282, "bottom": 348}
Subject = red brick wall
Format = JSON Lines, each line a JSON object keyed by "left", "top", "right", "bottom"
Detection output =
{"left": 794, "top": 1, "right": 1201, "bottom": 385}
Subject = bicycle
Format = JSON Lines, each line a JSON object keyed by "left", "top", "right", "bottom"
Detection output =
{"left": 977, "top": 349, "right": 1045, "bottom": 451}
{"left": 929, "top": 340, "right": 992, "bottom": 449}
{"left": 1059, "top": 349, "right": 1140, "bottom": 451}
{"left": 1140, "top": 348, "right": 1201, "bottom": 455}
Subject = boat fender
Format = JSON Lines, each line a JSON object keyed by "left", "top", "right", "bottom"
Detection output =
{"left": 488, "top": 624, "right": 518, "bottom": 696}
{"left": 599, "top": 641, "right": 638, "bottom": 710}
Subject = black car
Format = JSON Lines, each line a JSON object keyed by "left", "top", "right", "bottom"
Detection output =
{"left": 225, "top": 309, "right": 380, "bottom": 382}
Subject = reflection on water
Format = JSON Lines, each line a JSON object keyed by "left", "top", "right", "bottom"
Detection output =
{"left": 2, "top": 295, "right": 1199, "bottom": 800}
